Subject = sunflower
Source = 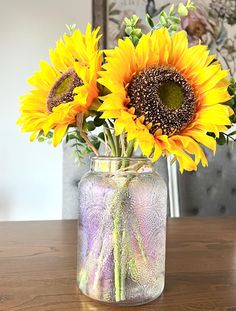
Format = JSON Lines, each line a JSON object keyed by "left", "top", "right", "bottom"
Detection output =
{"left": 18, "top": 24, "right": 102, "bottom": 146}
{"left": 98, "top": 28, "right": 233, "bottom": 172}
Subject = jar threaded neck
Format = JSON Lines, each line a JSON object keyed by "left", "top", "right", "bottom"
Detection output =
{"left": 90, "top": 157, "right": 154, "bottom": 173}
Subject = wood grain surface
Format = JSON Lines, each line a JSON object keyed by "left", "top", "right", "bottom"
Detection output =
{"left": 0, "top": 217, "right": 236, "bottom": 311}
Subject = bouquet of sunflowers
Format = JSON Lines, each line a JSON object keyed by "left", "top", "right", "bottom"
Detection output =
{"left": 18, "top": 1, "right": 236, "bottom": 173}
{"left": 17, "top": 1, "right": 236, "bottom": 305}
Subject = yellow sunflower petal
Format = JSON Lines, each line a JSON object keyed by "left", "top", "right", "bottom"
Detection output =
{"left": 169, "top": 30, "right": 188, "bottom": 65}
{"left": 114, "top": 119, "right": 127, "bottom": 136}
{"left": 152, "top": 142, "right": 162, "bottom": 162}
{"left": 168, "top": 139, "right": 197, "bottom": 172}
{"left": 30, "top": 131, "right": 38, "bottom": 142}
{"left": 52, "top": 124, "right": 68, "bottom": 147}
{"left": 184, "top": 130, "right": 216, "bottom": 152}
{"left": 18, "top": 24, "right": 101, "bottom": 146}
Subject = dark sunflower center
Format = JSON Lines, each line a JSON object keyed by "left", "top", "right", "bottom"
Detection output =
{"left": 127, "top": 66, "right": 197, "bottom": 136}
{"left": 47, "top": 68, "right": 83, "bottom": 112}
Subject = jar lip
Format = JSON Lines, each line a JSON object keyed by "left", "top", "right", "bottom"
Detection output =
{"left": 91, "top": 156, "right": 151, "bottom": 162}
{"left": 90, "top": 156, "right": 153, "bottom": 173}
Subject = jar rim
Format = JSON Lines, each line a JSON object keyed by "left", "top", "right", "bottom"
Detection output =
{"left": 91, "top": 156, "right": 151, "bottom": 161}
{"left": 90, "top": 156, "right": 153, "bottom": 173}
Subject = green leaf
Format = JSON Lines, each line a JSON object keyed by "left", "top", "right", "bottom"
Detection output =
{"left": 132, "top": 28, "right": 142, "bottom": 37}
{"left": 132, "top": 36, "right": 140, "bottom": 46}
{"left": 71, "top": 132, "right": 86, "bottom": 143}
{"left": 169, "top": 4, "right": 175, "bottom": 15}
{"left": 230, "top": 77, "right": 236, "bottom": 85}
{"left": 230, "top": 114, "right": 236, "bottom": 123}
{"left": 216, "top": 133, "right": 226, "bottom": 145}
{"left": 125, "top": 26, "right": 133, "bottom": 36}
{"left": 78, "top": 136, "right": 86, "bottom": 144}
{"left": 225, "top": 98, "right": 235, "bottom": 107}
{"left": 160, "top": 15, "right": 168, "bottom": 27}
{"left": 178, "top": 3, "right": 189, "bottom": 16}
{"left": 107, "top": 119, "right": 114, "bottom": 128}
{"left": 98, "top": 132, "right": 105, "bottom": 141}
{"left": 160, "top": 11, "right": 168, "bottom": 19}
{"left": 228, "top": 86, "right": 235, "bottom": 96}
{"left": 169, "top": 16, "right": 181, "bottom": 24}
{"left": 207, "top": 132, "right": 216, "bottom": 138}
{"left": 131, "top": 15, "right": 139, "bottom": 26}
{"left": 65, "top": 24, "right": 76, "bottom": 35}
{"left": 169, "top": 24, "right": 178, "bottom": 32}
{"left": 186, "top": 0, "right": 196, "bottom": 11}
{"left": 93, "top": 141, "right": 100, "bottom": 150}
{"left": 94, "top": 115, "right": 105, "bottom": 127}
{"left": 86, "top": 121, "right": 96, "bottom": 131}
{"left": 71, "top": 143, "right": 82, "bottom": 148}
{"left": 146, "top": 14, "right": 154, "bottom": 28}
{"left": 124, "top": 17, "right": 131, "bottom": 26}
{"left": 38, "top": 137, "right": 45, "bottom": 143}
{"left": 228, "top": 130, "right": 236, "bottom": 136}
{"left": 46, "top": 131, "right": 53, "bottom": 139}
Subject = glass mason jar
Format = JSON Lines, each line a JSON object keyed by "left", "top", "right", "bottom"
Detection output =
{"left": 77, "top": 157, "right": 167, "bottom": 306}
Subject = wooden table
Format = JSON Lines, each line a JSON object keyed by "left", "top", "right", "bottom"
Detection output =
{"left": 0, "top": 217, "right": 236, "bottom": 311}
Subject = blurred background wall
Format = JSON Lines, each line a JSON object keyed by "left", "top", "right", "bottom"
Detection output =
{"left": 0, "top": 0, "right": 91, "bottom": 221}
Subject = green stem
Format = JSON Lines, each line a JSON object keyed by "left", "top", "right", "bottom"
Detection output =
{"left": 120, "top": 228, "right": 127, "bottom": 301}
{"left": 121, "top": 139, "right": 135, "bottom": 169}
{"left": 113, "top": 209, "right": 121, "bottom": 302}
{"left": 104, "top": 123, "right": 116, "bottom": 156}
{"left": 125, "top": 139, "right": 135, "bottom": 157}
{"left": 120, "top": 133, "right": 126, "bottom": 157}
{"left": 112, "top": 177, "right": 133, "bottom": 302}
{"left": 115, "top": 135, "right": 121, "bottom": 157}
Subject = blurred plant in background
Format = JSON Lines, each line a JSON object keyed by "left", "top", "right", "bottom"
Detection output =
{"left": 210, "top": 0, "right": 236, "bottom": 25}
{"left": 181, "top": 4, "right": 226, "bottom": 48}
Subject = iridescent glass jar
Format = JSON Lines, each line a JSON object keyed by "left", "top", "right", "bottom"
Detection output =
{"left": 77, "top": 157, "right": 167, "bottom": 306}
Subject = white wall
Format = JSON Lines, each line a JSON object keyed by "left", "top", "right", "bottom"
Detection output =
{"left": 0, "top": 0, "right": 92, "bottom": 221}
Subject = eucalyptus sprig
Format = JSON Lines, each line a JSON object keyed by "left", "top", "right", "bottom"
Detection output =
{"left": 65, "top": 24, "right": 77, "bottom": 36}
{"left": 124, "top": 15, "right": 142, "bottom": 46}
{"left": 37, "top": 131, "right": 53, "bottom": 144}
{"left": 124, "top": 1, "right": 196, "bottom": 46}
{"left": 146, "top": 0, "right": 196, "bottom": 34}
{"left": 65, "top": 126, "right": 104, "bottom": 163}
